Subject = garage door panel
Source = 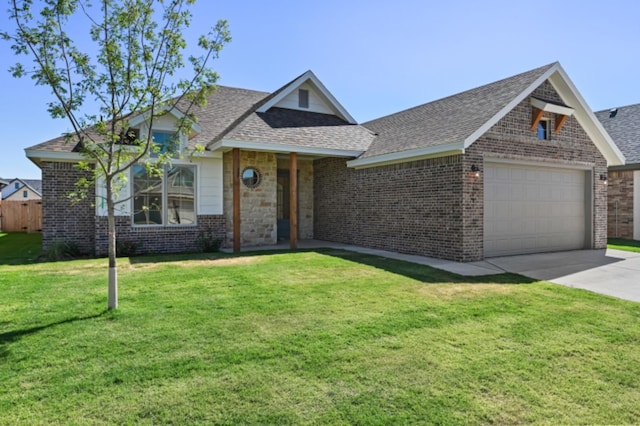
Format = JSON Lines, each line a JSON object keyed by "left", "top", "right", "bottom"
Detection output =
{"left": 484, "top": 163, "right": 587, "bottom": 257}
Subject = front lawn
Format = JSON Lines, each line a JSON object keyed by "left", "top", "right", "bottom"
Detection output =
{"left": 1, "top": 250, "right": 639, "bottom": 424}
{"left": 608, "top": 237, "right": 640, "bottom": 253}
{"left": 0, "top": 232, "right": 42, "bottom": 264}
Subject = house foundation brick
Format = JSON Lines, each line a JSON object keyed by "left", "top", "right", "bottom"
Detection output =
{"left": 94, "top": 215, "right": 225, "bottom": 256}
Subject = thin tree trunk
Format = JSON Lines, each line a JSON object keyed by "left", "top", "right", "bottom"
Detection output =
{"left": 106, "top": 181, "right": 118, "bottom": 310}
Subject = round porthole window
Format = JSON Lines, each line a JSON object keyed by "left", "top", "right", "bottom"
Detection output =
{"left": 241, "top": 167, "right": 261, "bottom": 188}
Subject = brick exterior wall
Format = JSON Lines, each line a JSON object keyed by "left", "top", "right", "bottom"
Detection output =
{"left": 607, "top": 170, "right": 634, "bottom": 239}
{"left": 95, "top": 215, "right": 225, "bottom": 256}
{"left": 41, "top": 161, "right": 96, "bottom": 255}
{"left": 42, "top": 160, "right": 225, "bottom": 257}
{"left": 314, "top": 155, "right": 465, "bottom": 260}
{"left": 314, "top": 81, "right": 608, "bottom": 261}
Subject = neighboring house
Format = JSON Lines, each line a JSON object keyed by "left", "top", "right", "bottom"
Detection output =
{"left": 595, "top": 104, "right": 640, "bottom": 240}
{"left": 25, "top": 62, "right": 624, "bottom": 261}
{"left": 0, "top": 178, "right": 42, "bottom": 201}
{"left": 0, "top": 178, "right": 8, "bottom": 201}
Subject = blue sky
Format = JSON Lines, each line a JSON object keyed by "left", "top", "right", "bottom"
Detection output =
{"left": 1, "top": 0, "right": 639, "bottom": 179}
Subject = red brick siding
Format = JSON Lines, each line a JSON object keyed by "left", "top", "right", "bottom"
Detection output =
{"left": 42, "top": 161, "right": 225, "bottom": 256}
{"left": 41, "top": 161, "right": 96, "bottom": 254}
{"left": 607, "top": 170, "right": 634, "bottom": 239}
{"left": 314, "top": 155, "right": 465, "bottom": 260}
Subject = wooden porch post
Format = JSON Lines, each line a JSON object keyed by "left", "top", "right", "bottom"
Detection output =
{"left": 289, "top": 152, "right": 298, "bottom": 250}
{"left": 232, "top": 148, "right": 241, "bottom": 252}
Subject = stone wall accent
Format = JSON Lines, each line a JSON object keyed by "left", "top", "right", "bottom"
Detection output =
{"left": 41, "top": 161, "right": 96, "bottom": 255}
{"left": 223, "top": 150, "right": 277, "bottom": 247}
{"left": 314, "top": 155, "right": 465, "bottom": 260}
{"left": 607, "top": 170, "right": 634, "bottom": 239}
{"left": 95, "top": 215, "right": 225, "bottom": 256}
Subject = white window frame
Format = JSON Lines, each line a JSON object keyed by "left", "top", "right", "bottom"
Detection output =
{"left": 131, "top": 163, "right": 198, "bottom": 227}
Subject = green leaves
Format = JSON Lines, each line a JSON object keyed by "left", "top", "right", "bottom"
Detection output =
{"left": 5, "top": 0, "right": 230, "bottom": 193}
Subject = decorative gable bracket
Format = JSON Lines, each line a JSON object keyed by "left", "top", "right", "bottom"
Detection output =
{"left": 530, "top": 97, "right": 574, "bottom": 135}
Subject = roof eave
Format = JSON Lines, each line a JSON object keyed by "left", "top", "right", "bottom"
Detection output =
{"left": 210, "top": 139, "right": 364, "bottom": 158}
{"left": 25, "top": 149, "right": 85, "bottom": 168}
{"left": 347, "top": 142, "right": 465, "bottom": 169}
{"left": 547, "top": 67, "right": 625, "bottom": 166}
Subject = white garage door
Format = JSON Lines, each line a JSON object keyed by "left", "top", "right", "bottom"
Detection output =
{"left": 484, "top": 162, "right": 587, "bottom": 258}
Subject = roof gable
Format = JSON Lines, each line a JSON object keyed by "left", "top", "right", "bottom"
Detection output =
{"left": 256, "top": 70, "right": 356, "bottom": 124}
{"left": 350, "top": 62, "right": 624, "bottom": 168}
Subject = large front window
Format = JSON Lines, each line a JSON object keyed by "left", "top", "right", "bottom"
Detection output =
{"left": 133, "top": 165, "right": 196, "bottom": 225}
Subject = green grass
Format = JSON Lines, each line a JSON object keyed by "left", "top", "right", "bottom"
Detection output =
{"left": 0, "top": 232, "right": 42, "bottom": 264}
{"left": 608, "top": 237, "right": 640, "bottom": 253}
{"left": 1, "top": 249, "right": 639, "bottom": 424}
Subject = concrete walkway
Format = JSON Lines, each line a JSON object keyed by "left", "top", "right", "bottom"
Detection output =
{"left": 224, "top": 240, "right": 640, "bottom": 303}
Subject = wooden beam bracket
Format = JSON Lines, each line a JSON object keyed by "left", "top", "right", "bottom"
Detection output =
{"left": 530, "top": 107, "right": 545, "bottom": 131}
{"left": 554, "top": 114, "right": 568, "bottom": 134}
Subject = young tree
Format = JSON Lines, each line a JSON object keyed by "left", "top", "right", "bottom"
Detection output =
{"left": 2, "top": 0, "right": 230, "bottom": 309}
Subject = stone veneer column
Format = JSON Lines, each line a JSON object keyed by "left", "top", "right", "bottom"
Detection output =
{"left": 223, "top": 150, "right": 277, "bottom": 247}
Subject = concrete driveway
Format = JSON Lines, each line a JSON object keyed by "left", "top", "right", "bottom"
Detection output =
{"left": 485, "top": 249, "right": 640, "bottom": 302}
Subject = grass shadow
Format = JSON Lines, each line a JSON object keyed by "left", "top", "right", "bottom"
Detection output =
{"left": 316, "top": 248, "right": 537, "bottom": 285}
{"left": 0, "top": 232, "right": 43, "bottom": 265}
{"left": 126, "top": 247, "right": 536, "bottom": 285}
{"left": 0, "top": 311, "right": 107, "bottom": 359}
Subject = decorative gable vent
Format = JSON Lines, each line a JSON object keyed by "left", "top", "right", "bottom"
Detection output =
{"left": 298, "top": 89, "right": 309, "bottom": 109}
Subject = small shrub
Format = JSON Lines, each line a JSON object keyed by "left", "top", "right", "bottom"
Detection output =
{"left": 196, "top": 228, "right": 222, "bottom": 253}
{"left": 117, "top": 240, "right": 140, "bottom": 257}
{"left": 45, "top": 241, "right": 82, "bottom": 261}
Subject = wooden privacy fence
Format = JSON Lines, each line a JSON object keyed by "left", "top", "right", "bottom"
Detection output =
{"left": 0, "top": 200, "right": 43, "bottom": 233}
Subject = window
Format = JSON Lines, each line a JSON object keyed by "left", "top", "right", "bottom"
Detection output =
{"left": 537, "top": 120, "right": 549, "bottom": 140}
{"left": 23, "top": 190, "right": 28, "bottom": 198}
{"left": 14, "top": 182, "right": 19, "bottom": 189}
{"left": 152, "top": 131, "right": 179, "bottom": 156}
{"left": 132, "top": 164, "right": 196, "bottom": 225}
{"left": 121, "top": 128, "right": 140, "bottom": 145}
{"left": 298, "top": 89, "right": 309, "bottom": 109}
{"left": 242, "top": 167, "right": 261, "bottom": 189}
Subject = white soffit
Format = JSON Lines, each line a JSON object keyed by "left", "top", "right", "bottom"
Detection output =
{"left": 530, "top": 97, "right": 575, "bottom": 116}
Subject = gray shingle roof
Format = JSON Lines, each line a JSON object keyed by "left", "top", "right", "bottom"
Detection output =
{"left": 360, "top": 63, "right": 557, "bottom": 159}
{"left": 595, "top": 104, "right": 640, "bottom": 165}
{"left": 26, "top": 82, "right": 373, "bottom": 155}
{"left": 27, "top": 86, "right": 271, "bottom": 153}
{"left": 220, "top": 107, "right": 374, "bottom": 151}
